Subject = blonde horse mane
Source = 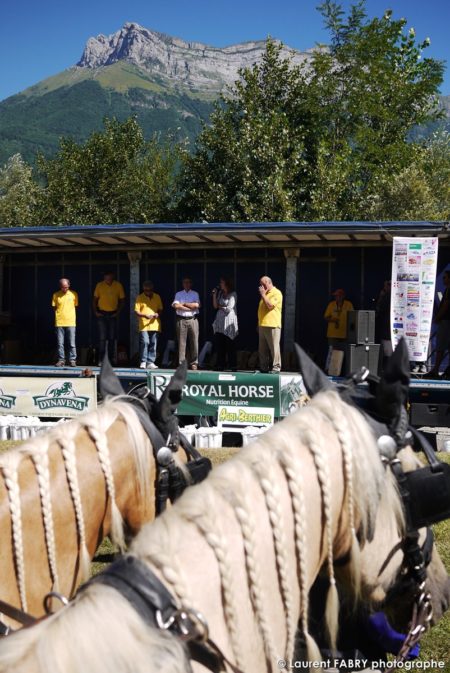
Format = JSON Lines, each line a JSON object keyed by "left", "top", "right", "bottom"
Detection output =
{"left": 0, "top": 391, "right": 405, "bottom": 673}
{"left": 0, "top": 397, "right": 156, "bottom": 611}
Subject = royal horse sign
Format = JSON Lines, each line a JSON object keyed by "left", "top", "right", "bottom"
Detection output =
{"left": 148, "top": 370, "right": 306, "bottom": 418}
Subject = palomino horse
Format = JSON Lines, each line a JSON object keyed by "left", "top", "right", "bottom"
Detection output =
{"left": 0, "top": 359, "right": 206, "bottom": 628}
{"left": 0, "top": 343, "right": 448, "bottom": 672}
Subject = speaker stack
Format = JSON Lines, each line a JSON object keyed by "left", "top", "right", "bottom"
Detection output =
{"left": 345, "top": 310, "right": 380, "bottom": 375}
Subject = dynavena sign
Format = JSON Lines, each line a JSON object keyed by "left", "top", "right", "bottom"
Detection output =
{"left": 147, "top": 371, "right": 306, "bottom": 418}
{"left": 0, "top": 377, "right": 97, "bottom": 418}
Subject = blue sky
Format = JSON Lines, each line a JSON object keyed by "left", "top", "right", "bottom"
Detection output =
{"left": 1, "top": 0, "right": 449, "bottom": 101}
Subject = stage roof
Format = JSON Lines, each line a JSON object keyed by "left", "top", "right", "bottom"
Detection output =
{"left": 0, "top": 221, "right": 447, "bottom": 253}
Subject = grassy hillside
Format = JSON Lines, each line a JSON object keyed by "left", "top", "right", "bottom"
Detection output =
{"left": 0, "top": 63, "right": 216, "bottom": 165}
{"left": 0, "top": 56, "right": 448, "bottom": 166}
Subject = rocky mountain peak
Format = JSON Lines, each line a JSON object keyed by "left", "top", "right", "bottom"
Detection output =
{"left": 77, "top": 22, "right": 312, "bottom": 92}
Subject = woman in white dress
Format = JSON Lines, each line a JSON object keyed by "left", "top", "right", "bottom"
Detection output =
{"left": 212, "top": 276, "right": 238, "bottom": 370}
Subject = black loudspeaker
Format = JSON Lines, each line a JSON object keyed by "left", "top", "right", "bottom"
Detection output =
{"left": 345, "top": 344, "right": 380, "bottom": 375}
{"left": 347, "top": 310, "right": 375, "bottom": 344}
{"left": 410, "top": 403, "right": 450, "bottom": 428}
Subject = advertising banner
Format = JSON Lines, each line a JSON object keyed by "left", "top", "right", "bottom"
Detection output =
{"left": 217, "top": 405, "right": 275, "bottom": 427}
{"left": 148, "top": 370, "right": 305, "bottom": 418}
{"left": 391, "top": 237, "right": 438, "bottom": 362}
{"left": 0, "top": 377, "right": 97, "bottom": 417}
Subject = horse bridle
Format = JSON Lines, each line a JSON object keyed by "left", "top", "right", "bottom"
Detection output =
{"left": 341, "top": 366, "right": 450, "bottom": 663}
{"left": 2, "top": 363, "right": 448, "bottom": 671}
{"left": 85, "top": 554, "right": 243, "bottom": 673}
{"left": 81, "top": 368, "right": 449, "bottom": 672}
{"left": 126, "top": 386, "right": 212, "bottom": 515}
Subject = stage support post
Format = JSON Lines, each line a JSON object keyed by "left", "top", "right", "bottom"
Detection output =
{"left": 283, "top": 248, "right": 300, "bottom": 364}
{"left": 128, "top": 252, "right": 142, "bottom": 363}
{"left": 0, "top": 255, "right": 5, "bottom": 312}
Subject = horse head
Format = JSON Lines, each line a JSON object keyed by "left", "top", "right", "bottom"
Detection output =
{"left": 98, "top": 355, "right": 209, "bottom": 516}
{"left": 98, "top": 353, "right": 188, "bottom": 445}
{"left": 295, "top": 341, "right": 450, "bottom": 639}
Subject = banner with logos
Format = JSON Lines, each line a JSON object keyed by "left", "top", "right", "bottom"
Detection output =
{"left": 148, "top": 371, "right": 306, "bottom": 418}
{"left": 217, "top": 405, "right": 275, "bottom": 427}
{"left": 391, "top": 237, "right": 438, "bottom": 362}
{"left": 0, "top": 377, "right": 97, "bottom": 417}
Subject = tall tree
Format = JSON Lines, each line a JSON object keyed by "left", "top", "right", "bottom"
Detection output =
{"left": 363, "top": 131, "right": 450, "bottom": 221}
{"left": 37, "top": 118, "right": 180, "bottom": 225}
{"left": 312, "top": 1, "right": 445, "bottom": 219}
{"left": 0, "top": 154, "right": 39, "bottom": 227}
{"left": 178, "top": 1, "right": 445, "bottom": 222}
{"left": 178, "top": 40, "right": 309, "bottom": 222}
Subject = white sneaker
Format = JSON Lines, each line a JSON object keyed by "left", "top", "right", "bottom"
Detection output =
{"left": 147, "top": 362, "right": 158, "bottom": 369}
{"left": 139, "top": 362, "right": 147, "bottom": 369}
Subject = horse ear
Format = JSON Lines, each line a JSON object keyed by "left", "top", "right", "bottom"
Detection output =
{"left": 98, "top": 352, "right": 124, "bottom": 399}
{"left": 157, "top": 361, "right": 188, "bottom": 422}
{"left": 376, "top": 338, "right": 410, "bottom": 436}
{"left": 294, "top": 342, "right": 333, "bottom": 396}
{"left": 382, "top": 337, "right": 410, "bottom": 386}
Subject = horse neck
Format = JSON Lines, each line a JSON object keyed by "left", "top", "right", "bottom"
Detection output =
{"left": 0, "top": 413, "right": 155, "bottom": 622}
{"left": 95, "top": 415, "right": 156, "bottom": 541}
{"left": 130, "top": 409, "right": 351, "bottom": 671}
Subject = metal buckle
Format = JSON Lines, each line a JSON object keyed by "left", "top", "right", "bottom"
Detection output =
{"left": 156, "top": 607, "right": 209, "bottom": 643}
{"left": 0, "top": 621, "right": 10, "bottom": 637}
{"left": 43, "top": 591, "right": 69, "bottom": 615}
{"left": 155, "top": 609, "right": 177, "bottom": 630}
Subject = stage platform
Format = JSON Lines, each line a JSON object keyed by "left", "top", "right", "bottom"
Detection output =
{"left": 0, "top": 364, "right": 449, "bottom": 396}
{"left": 0, "top": 365, "right": 448, "bottom": 427}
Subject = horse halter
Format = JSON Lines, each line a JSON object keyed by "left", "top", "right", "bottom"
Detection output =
{"left": 342, "top": 365, "right": 450, "bottom": 662}
{"left": 127, "top": 385, "right": 212, "bottom": 514}
{"left": 98, "top": 354, "right": 212, "bottom": 515}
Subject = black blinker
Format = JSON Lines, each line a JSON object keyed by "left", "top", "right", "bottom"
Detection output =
{"left": 403, "top": 462, "right": 450, "bottom": 528}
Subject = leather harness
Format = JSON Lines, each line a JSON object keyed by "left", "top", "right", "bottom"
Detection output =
{"left": 2, "top": 363, "right": 449, "bottom": 672}
{"left": 86, "top": 555, "right": 243, "bottom": 673}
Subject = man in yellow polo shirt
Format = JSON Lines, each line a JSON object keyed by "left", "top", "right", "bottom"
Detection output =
{"left": 324, "top": 288, "right": 354, "bottom": 374}
{"left": 134, "top": 280, "right": 163, "bottom": 369}
{"left": 93, "top": 271, "right": 125, "bottom": 365}
{"left": 257, "top": 276, "right": 283, "bottom": 372}
{"left": 52, "top": 278, "right": 78, "bottom": 367}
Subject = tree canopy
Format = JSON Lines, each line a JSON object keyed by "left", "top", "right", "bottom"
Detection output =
{"left": 0, "top": 1, "right": 447, "bottom": 227}
{"left": 0, "top": 154, "right": 39, "bottom": 227}
{"left": 37, "top": 118, "right": 180, "bottom": 225}
{"left": 178, "top": 0, "right": 446, "bottom": 222}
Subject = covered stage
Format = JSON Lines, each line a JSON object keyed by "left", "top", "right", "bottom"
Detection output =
{"left": 0, "top": 220, "right": 448, "bottom": 369}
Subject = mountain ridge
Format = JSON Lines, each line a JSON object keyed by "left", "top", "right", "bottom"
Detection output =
{"left": 0, "top": 22, "right": 448, "bottom": 166}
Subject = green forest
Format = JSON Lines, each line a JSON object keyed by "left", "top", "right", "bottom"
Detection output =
{"left": 1, "top": 1, "right": 449, "bottom": 226}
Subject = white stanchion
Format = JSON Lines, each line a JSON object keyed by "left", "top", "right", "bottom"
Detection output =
{"left": 241, "top": 426, "right": 266, "bottom": 446}
{"left": 0, "top": 415, "right": 67, "bottom": 440}
{"left": 193, "top": 427, "right": 223, "bottom": 449}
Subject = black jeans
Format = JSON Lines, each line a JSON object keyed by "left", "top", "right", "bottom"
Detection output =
{"left": 214, "top": 332, "right": 237, "bottom": 370}
{"left": 97, "top": 312, "right": 117, "bottom": 363}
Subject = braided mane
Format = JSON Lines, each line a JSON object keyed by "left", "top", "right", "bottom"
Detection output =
{"left": 0, "top": 391, "right": 405, "bottom": 673}
{"left": 0, "top": 398, "right": 153, "bottom": 610}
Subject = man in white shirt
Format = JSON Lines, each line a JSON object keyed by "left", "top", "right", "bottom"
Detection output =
{"left": 172, "top": 277, "right": 201, "bottom": 369}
